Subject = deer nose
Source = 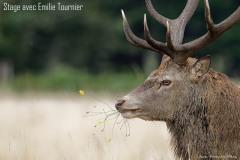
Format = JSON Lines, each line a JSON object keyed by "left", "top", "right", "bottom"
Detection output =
{"left": 115, "top": 99, "right": 125, "bottom": 110}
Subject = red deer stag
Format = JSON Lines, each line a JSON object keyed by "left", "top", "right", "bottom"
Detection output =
{"left": 115, "top": 0, "right": 240, "bottom": 159}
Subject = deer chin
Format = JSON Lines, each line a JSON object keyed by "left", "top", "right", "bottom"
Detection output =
{"left": 118, "top": 107, "right": 152, "bottom": 120}
{"left": 120, "top": 109, "right": 153, "bottom": 121}
{"left": 118, "top": 107, "right": 140, "bottom": 119}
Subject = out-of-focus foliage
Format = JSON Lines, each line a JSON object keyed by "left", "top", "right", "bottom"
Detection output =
{"left": 0, "top": 0, "right": 239, "bottom": 91}
{"left": 11, "top": 65, "right": 145, "bottom": 92}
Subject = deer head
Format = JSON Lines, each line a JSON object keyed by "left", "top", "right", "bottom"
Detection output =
{"left": 115, "top": 0, "right": 240, "bottom": 121}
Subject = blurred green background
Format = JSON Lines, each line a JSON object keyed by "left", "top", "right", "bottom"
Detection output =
{"left": 0, "top": 0, "right": 239, "bottom": 93}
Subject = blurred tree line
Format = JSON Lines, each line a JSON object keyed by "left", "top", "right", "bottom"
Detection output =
{"left": 0, "top": 0, "right": 239, "bottom": 83}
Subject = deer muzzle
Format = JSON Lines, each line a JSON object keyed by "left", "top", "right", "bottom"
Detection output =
{"left": 115, "top": 98, "right": 141, "bottom": 119}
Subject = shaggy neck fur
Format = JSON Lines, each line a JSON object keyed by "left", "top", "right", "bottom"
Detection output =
{"left": 166, "top": 70, "right": 240, "bottom": 159}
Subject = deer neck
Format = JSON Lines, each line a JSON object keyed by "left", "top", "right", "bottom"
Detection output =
{"left": 166, "top": 71, "right": 240, "bottom": 159}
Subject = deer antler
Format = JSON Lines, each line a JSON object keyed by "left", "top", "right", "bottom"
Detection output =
{"left": 122, "top": 0, "right": 240, "bottom": 65}
{"left": 176, "top": 1, "right": 240, "bottom": 54}
{"left": 121, "top": 10, "right": 158, "bottom": 52}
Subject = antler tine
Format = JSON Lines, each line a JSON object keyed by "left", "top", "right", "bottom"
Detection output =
{"left": 176, "top": 1, "right": 240, "bottom": 55}
{"left": 166, "top": 21, "right": 176, "bottom": 51}
{"left": 145, "top": 0, "right": 169, "bottom": 26}
{"left": 215, "top": 6, "right": 240, "bottom": 32}
{"left": 204, "top": 0, "right": 214, "bottom": 33}
{"left": 143, "top": 14, "right": 171, "bottom": 56}
{"left": 121, "top": 10, "right": 158, "bottom": 52}
{"left": 178, "top": 0, "right": 200, "bottom": 27}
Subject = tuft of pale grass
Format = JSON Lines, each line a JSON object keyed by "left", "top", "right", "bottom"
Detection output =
{"left": 0, "top": 93, "right": 174, "bottom": 160}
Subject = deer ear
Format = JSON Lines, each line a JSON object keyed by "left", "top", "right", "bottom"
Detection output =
{"left": 190, "top": 55, "right": 211, "bottom": 79}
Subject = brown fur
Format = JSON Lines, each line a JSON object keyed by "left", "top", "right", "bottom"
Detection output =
{"left": 167, "top": 70, "right": 240, "bottom": 159}
{"left": 117, "top": 57, "right": 240, "bottom": 159}
{"left": 162, "top": 58, "right": 240, "bottom": 159}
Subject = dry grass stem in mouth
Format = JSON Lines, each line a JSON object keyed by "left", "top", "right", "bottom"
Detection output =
{"left": 80, "top": 90, "right": 131, "bottom": 140}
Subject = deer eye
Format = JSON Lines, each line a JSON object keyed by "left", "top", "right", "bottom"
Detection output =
{"left": 161, "top": 80, "right": 172, "bottom": 86}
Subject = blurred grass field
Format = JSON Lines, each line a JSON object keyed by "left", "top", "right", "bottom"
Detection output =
{"left": 0, "top": 64, "right": 176, "bottom": 160}
{"left": 0, "top": 92, "right": 174, "bottom": 160}
{"left": 9, "top": 65, "right": 146, "bottom": 93}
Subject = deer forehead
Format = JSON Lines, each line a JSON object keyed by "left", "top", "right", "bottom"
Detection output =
{"left": 147, "top": 68, "right": 185, "bottom": 82}
{"left": 148, "top": 59, "right": 192, "bottom": 80}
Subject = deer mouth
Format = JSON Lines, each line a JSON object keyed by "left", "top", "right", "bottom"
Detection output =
{"left": 118, "top": 108, "right": 141, "bottom": 119}
{"left": 119, "top": 108, "right": 140, "bottom": 113}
